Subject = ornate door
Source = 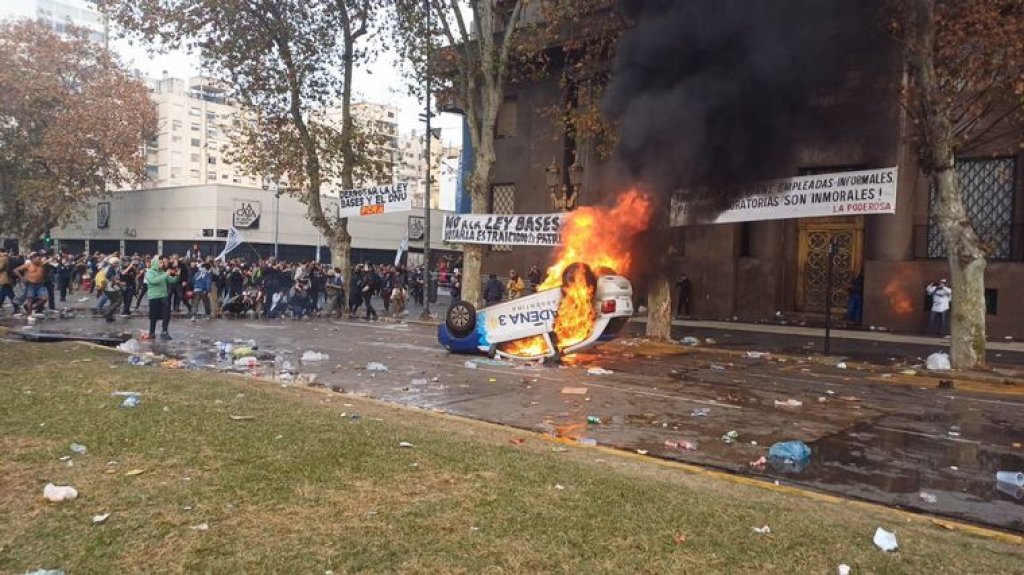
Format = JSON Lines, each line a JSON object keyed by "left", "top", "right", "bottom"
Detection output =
{"left": 797, "top": 217, "right": 863, "bottom": 313}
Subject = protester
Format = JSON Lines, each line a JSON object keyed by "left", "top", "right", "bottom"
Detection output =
{"left": 145, "top": 255, "right": 179, "bottom": 340}
{"left": 99, "top": 257, "right": 124, "bottom": 323}
{"left": 527, "top": 264, "right": 542, "bottom": 293}
{"left": 846, "top": 272, "right": 864, "bottom": 324}
{"left": 484, "top": 273, "right": 504, "bottom": 305}
{"left": 506, "top": 269, "right": 525, "bottom": 299}
{"left": 191, "top": 262, "right": 213, "bottom": 320}
{"left": 0, "top": 247, "right": 16, "bottom": 314}
{"left": 14, "top": 251, "right": 48, "bottom": 315}
{"left": 926, "top": 278, "right": 952, "bottom": 337}
{"left": 120, "top": 258, "right": 139, "bottom": 316}
{"left": 361, "top": 264, "right": 379, "bottom": 321}
{"left": 675, "top": 273, "right": 692, "bottom": 319}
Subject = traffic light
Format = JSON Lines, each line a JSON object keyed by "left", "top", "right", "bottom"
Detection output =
{"left": 43, "top": 234, "right": 52, "bottom": 248}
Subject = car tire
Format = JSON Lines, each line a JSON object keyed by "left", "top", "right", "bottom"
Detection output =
{"left": 445, "top": 300, "right": 476, "bottom": 338}
{"left": 561, "top": 262, "right": 597, "bottom": 290}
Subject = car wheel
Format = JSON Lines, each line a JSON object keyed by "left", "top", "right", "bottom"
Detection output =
{"left": 445, "top": 300, "right": 476, "bottom": 338}
{"left": 561, "top": 262, "right": 597, "bottom": 290}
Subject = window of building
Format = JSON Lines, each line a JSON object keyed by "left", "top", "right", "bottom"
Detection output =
{"left": 171, "top": 135, "right": 182, "bottom": 144}
{"left": 206, "top": 111, "right": 217, "bottom": 123}
{"left": 926, "top": 157, "right": 1016, "bottom": 260}
{"left": 191, "top": 122, "right": 200, "bottom": 132}
{"left": 190, "top": 169, "right": 201, "bottom": 178}
{"left": 145, "top": 165, "right": 159, "bottom": 179}
{"left": 207, "top": 171, "right": 217, "bottom": 181}
{"left": 208, "top": 156, "right": 217, "bottom": 165}
{"left": 490, "top": 183, "right": 516, "bottom": 252}
{"left": 191, "top": 138, "right": 201, "bottom": 147}
{"left": 496, "top": 96, "right": 518, "bottom": 138}
{"left": 172, "top": 120, "right": 182, "bottom": 131}
{"left": 190, "top": 107, "right": 201, "bottom": 116}
{"left": 190, "top": 153, "right": 200, "bottom": 163}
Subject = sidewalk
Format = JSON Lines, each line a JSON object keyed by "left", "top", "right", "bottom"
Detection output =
{"left": 635, "top": 317, "right": 1024, "bottom": 353}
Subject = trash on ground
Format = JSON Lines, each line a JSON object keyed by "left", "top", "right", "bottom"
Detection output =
{"left": 836, "top": 362, "right": 848, "bottom": 369}
{"left": 995, "top": 481, "right": 1024, "bottom": 500}
{"left": 636, "top": 449, "right": 648, "bottom": 455}
{"left": 673, "top": 533, "right": 687, "bottom": 545}
{"left": 43, "top": 483, "right": 78, "bottom": 502}
{"left": 233, "top": 356, "right": 260, "bottom": 368}
{"left": 745, "top": 351, "right": 768, "bottom": 359}
{"left": 576, "top": 437, "right": 597, "bottom": 447}
{"left": 750, "top": 456, "right": 767, "bottom": 468}
{"left": 116, "top": 339, "right": 142, "bottom": 353}
{"left": 773, "top": 399, "right": 803, "bottom": 408}
{"left": 463, "top": 360, "right": 478, "bottom": 369}
{"left": 124, "top": 469, "right": 146, "bottom": 476}
{"left": 709, "top": 363, "right": 727, "bottom": 370}
{"left": 586, "top": 416, "right": 602, "bottom": 424}
{"left": 996, "top": 471, "right": 1024, "bottom": 486}
{"left": 664, "top": 439, "right": 697, "bottom": 451}
{"left": 900, "top": 369, "right": 917, "bottom": 375}
{"left": 838, "top": 564, "right": 851, "bottom": 575}
{"left": 410, "top": 378, "right": 428, "bottom": 386}
{"left": 925, "top": 352, "right": 951, "bottom": 371}
{"left": 229, "top": 415, "right": 256, "bottom": 421}
{"left": 752, "top": 525, "right": 771, "bottom": 534}
{"left": 92, "top": 512, "right": 111, "bottom": 524}
{"left": 301, "top": 351, "right": 330, "bottom": 363}
{"left": 554, "top": 484, "right": 565, "bottom": 490}
{"left": 296, "top": 373, "right": 318, "bottom": 385}
{"left": 873, "top": 527, "right": 899, "bottom": 552}
{"left": 120, "top": 395, "right": 140, "bottom": 408}
{"left": 161, "top": 359, "right": 185, "bottom": 369}
{"left": 681, "top": 336, "right": 700, "bottom": 346}
{"left": 587, "top": 367, "right": 614, "bottom": 375}
{"left": 70, "top": 443, "right": 87, "bottom": 455}
{"left": 768, "top": 440, "right": 812, "bottom": 462}
{"left": 704, "top": 337, "right": 716, "bottom": 344}
{"left": 191, "top": 523, "right": 209, "bottom": 531}
{"left": 127, "top": 355, "right": 151, "bottom": 366}
{"left": 509, "top": 438, "right": 526, "bottom": 445}
{"left": 561, "top": 387, "right": 588, "bottom": 395}
{"left": 721, "top": 430, "right": 740, "bottom": 444}
{"left": 366, "top": 361, "right": 388, "bottom": 372}
{"left": 24, "top": 570, "right": 64, "bottom": 575}
{"left": 398, "top": 441, "right": 414, "bottom": 448}
{"left": 691, "top": 408, "right": 710, "bottom": 417}
{"left": 918, "top": 491, "right": 938, "bottom": 504}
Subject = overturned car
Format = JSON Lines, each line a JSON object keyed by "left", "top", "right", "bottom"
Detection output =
{"left": 438, "top": 263, "right": 633, "bottom": 360}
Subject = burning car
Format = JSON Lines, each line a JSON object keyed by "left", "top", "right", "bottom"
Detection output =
{"left": 438, "top": 263, "right": 634, "bottom": 360}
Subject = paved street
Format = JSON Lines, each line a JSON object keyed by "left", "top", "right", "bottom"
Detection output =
{"left": 5, "top": 312, "right": 1024, "bottom": 533}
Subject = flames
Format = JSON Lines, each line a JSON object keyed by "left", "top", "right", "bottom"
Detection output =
{"left": 499, "top": 335, "right": 549, "bottom": 356}
{"left": 883, "top": 268, "right": 915, "bottom": 316}
{"left": 547, "top": 189, "right": 652, "bottom": 352}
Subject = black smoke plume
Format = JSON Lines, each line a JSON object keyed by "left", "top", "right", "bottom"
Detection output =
{"left": 603, "top": 0, "right": 882, "bottom": 219}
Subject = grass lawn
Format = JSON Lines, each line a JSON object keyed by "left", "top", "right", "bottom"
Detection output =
{"left": 1, "top": 341, "right": 1022, "bottom": 574}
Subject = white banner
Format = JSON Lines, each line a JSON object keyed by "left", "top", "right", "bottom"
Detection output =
{"left": 336, "top": 183, "right": 411, "bottom": 217}
{"left": 233, "top": 199, "right": 261, "bottom": 228}
{"left": 671, "top": 167, "right": 898, "bottom": 226}
{"left": 443, "top": 213, "right": 566, "bottom": 246}
{"left": 215, "top": 226, "right": 243, "bottom": 261}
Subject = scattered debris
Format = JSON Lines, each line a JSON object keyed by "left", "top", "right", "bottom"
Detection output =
{"left": 749, "top": 456, "right": 767, "bottom": 469}
{"left": 838, "top": 564, "right": 851, "bottom": 575}
{"left": 70, "top": 442, "right": 87, "bottom": 455}
{"left": 900, "top": 369, "right": 917, "bottom": 375}
{"left": 301, "top": 351, "right": 330, "bottom": 363}
{"left": 116, "top": 339, "right": 142, "bottom": 353}
{"left": 768, "top": 440, "right": 812, "bottom": 463}
{"left": 691, "top": 408, "right": 710, "bottom": 417}
{"left": 664, "top": 439, "right": 697, "bottom": 451}
{"left": 721, "top": 430, "right": 740, "bottom": 444}
{"left": 752, "top": 525, "right": 771, "bottom": 535}
{"left": 509, "top": 438, "right": 526, "bottom": 445}
{"left": 576, "top": 437, "right": 597, "bottom": 447}
{"left": 561, "top": 387, "right": 588, "bottom": 395}
{"left": 124, "top": 469, "right": 146, "bottom": 476}
{"left": 681, "top": 336, "right": 700, "bottom": 346}
{"left": 233, "top": 356, "right": 260, "bottom": 368}
{"left": 463, "top": 360, "right": 478, "bottom": 369}
{"left": 191, "top": 523, "right": 210, "bottom": 531}
{"left": 636, "top": 449, "right": 648, "bottom": 455}
{"left": 745, "top": 351, "right": 768, "bottom": 359}
{"left": 673, "top": 533, "right": 687, "bottom": 545}
{"left": 410, "top": 378, "right": 428, "bottom": 386}
{"left": 554, "top": 484, "right": 565, "bottom": 490}
{"left": 229, "top": 415, "right": 256, "bottom": 421}
{"left": 586, "top": 416, "right": 602, "bottom": 424}
{"left": 127, "top": 355, "right": 151, "bottom": 366}
{"left": 704, "top": 338, "right": 716, "bottom": 344}
{"left": 398, "top": 441, "right": 414, "bottom": 448}
{"left": 925, "top": 352, "right": 951, "bottom": 371}
{"left": 586, "top": 367, "right": 614, "bottom": 375}
{"left": 835, "top": 362, "right": 848, "bottom": 370}
{"left": 120, "top": 395, "right": 140, "bottom": 409}
{"left": 937, "top": 379, "right": 954, "bottom": 389}
{"left": 918, "top": 492, "right": 937, "bottom": 504}
{"left": 996, "top": 471, "right": 1024, "bottom": 486}
{"left": 709, "top": 364, "right": 727, "bottom": 371}
{"left": 43, "top": 483, "right": 78, "bottom": 502}
{"left": 92, "top": 512, "right": 111, "bottom": 525}
{"left": 366, "top": 362, "right": 388, "bottom": 372}
{"left": 872, "top": 527, "right": 899, "bottom": 552}
{"left": 773, "top": 399, "right": 803, "bottom": 408}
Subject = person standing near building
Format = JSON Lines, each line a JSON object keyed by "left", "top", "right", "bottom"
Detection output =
{"left": 926, "top": 278, "right": 952, "bottom": 337}
{"left": 361, "top": 264, "right": 379, "bottom": 321}
{"left": 56, "top": 253, "right": 74, "bottom": 303}
{"left": 15, "top": 252, "right": 48, "bottom": 315}
{"left": 506, "top": 269, "right": 525, "bottom": 299}
{"left": 484, "top": 274, "right": 504, "bottom": 305}
{"left": 0, "top": 247, "right": 17, "bottom": 314}
{"left": 190, "top": 262, "right": 212, "bottom": 320}
{"left": 846, "top": 272, "right": 864, "bottom": 324}
{"left": 527, "top": 264, "right": 542, "bottom": 293}
{"left": 675, "top": 273, "right": 692, "bottom": 319}
{"left": 146, "top": 255, "right": 180, "bottom": 340}
{"left": 119, "top": 258, "right": 139, "bottom": 316}
{"left": 99, "top": 257, "right": 124, "bottom": 323}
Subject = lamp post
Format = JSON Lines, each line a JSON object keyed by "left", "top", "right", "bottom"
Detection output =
{"left": 567, "top": 159, "right": 582, "bottom": 211}
{"left": 262, "top": 176, "right": 281, "bottom": 259}
{"left": 824, "top": 237, "right": 837, "bottom": 355}
{"left": 421, "top": 0, "right": 433, "bottom": 320}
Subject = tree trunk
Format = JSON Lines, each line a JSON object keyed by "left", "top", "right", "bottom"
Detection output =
{"left": 330, "top": 225, "right": 352, "bottom": 284}
{"left": 645, "top": 271, "right": 673, "bottom": 339}
{"left": 461, "top": 135, "right": 496, "bottom": 308}
{"left": 935, "top": 168, "right": 988, "bottom": 368}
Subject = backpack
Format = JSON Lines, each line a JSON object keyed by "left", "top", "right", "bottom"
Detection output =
{"left": 94, "top": 266, "right": 108, "bottom": 291}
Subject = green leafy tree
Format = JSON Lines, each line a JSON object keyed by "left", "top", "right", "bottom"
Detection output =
{"left": 102, "top": 0, "right": 387, "bottom": 273}
{"left": 0, "top": 20, "right": 156, "bottom": 250}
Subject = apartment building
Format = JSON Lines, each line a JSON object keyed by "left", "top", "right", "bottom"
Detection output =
{"left": 3, "top": 0, "right": 109, "bottom": 46}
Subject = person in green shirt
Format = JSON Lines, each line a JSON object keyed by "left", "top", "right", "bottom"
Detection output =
{"left": 145, "top": 255, "right": 180, "bottom": 340}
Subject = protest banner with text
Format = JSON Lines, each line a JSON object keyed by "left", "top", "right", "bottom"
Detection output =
{"left": 443, "top": 213, "right": 566, "bottom": 246}
{"left": 336, "top": 183, "right": 411, "bottom": 217}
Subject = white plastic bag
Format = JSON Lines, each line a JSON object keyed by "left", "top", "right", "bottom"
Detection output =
{"left": 925, "top": 352, "right": 951, "bottom": 371}
{"left": 43, "top": 483, "right": 78, "bottom": 502}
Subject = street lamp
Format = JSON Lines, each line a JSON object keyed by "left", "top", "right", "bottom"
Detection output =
{"left": 421, "top": 0, "right": 434, "bottom": 320}
{"left": 262, "top": 176, "right": 281, "bottom": 259}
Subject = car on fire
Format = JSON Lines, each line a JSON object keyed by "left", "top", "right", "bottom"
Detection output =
{"left": 438, "top": 263, "right": 634, "bottom": 360}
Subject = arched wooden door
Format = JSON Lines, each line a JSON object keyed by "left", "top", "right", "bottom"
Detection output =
{"left": 796, "top": 216, "right": 863, "bottom": 313}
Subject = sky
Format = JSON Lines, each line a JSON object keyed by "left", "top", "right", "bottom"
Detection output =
{"left": 0, "top": 2, "right": 465, "bottom": 146}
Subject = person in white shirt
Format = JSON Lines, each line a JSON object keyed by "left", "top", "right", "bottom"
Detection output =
{"left": 926, "top": 278, "right": 952, "bottom": 337}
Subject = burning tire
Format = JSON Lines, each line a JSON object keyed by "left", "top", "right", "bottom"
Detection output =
{"left": 561, "top": 262, "right": 597, "bottom": 291}
{"left": 445, "top": 300, "right": 476, "bottom": 338}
